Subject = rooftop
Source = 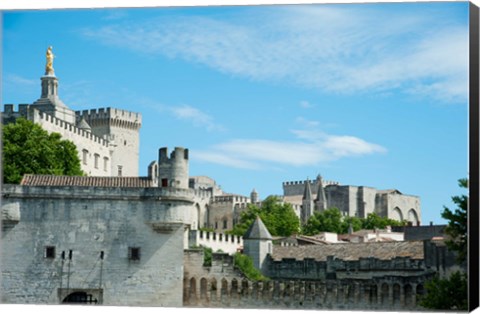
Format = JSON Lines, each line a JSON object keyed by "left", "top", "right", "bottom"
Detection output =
{"left": 271, "top": 240, "right": 424, "bottom": 261}
{"left": 20, "top": 174, "right": 154, "bottom": 188}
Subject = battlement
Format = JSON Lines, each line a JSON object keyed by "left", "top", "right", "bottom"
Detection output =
{"left": 159, "top": 147, "right": 189, "bottom": 161}
{"left": 282, "top": 179, "right": 339, "bottom": 187}
{"left": 76, "top": 107, "right": 142, "bottom": 130}
{"left": 212, "top": 195, "right": 250, "bottom": 204}
{"left": 189, "top": 230, "right": 243, "bottom": 254}
{"left": 2, "top": 105, "right": 109, "bottom": 147}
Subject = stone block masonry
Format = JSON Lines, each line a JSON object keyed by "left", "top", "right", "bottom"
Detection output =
{"left": 1, "top": 184, "right": 189, "bottom": 306}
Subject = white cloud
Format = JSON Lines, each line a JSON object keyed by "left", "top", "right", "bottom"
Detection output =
{"left": 168, "top": 104, "right": 225, "bottom": 132}
{"left": 299, "top": 100, "right": 314, "bottom": 109}
{"left": 5, "top": 74, "right": 37, "bottom": 86}
{"left": 193, "top": 126, "right": 386, "bottom": 170}
{"left": 81, "top": 5, "right": 468, "bottom": 103}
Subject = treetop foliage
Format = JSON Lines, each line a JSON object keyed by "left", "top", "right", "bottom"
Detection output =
{"left": 302, "top": 208, "right": 406, "bottom": 235}
{"left": 441, "top": 178, "right": 468, "bottom": 263}
{"left": 2, "top": 118, "right": 84, "bottom": 183}
{"left": 228, "top": 195, "right": 300, "bottom": 237}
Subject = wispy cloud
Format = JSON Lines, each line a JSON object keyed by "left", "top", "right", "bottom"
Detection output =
{"left": 4, "top": 73, "right": 37, "bottom": 86}
{"left": 193, "top": 122, "right": 386, "bottom": 170}
{"left": 169, "top": 104, "right": 225, "bottom": 132}
{"left": 81, "top": 5, "right": 468, "bottom": 103}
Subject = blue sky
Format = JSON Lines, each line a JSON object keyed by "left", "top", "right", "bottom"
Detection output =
{"left": 2, "top": 2, "right": 470, "bottom": 225}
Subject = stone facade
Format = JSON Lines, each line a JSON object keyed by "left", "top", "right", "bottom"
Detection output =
{"left": 284, "top": 176, "right": 421, "bottom": 225}
{"left": 2, "top": 72, "right": 141, "bottom": 177}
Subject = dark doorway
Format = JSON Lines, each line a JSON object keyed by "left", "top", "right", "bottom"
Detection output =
{"left": 62, "top": 291, "right": 98, "bottom": 304}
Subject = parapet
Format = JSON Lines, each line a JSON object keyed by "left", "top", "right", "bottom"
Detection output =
{"left": 159, "top": 147, "right": 189, "bottom": 162}
{"left": 282, "top": 179, "right": 339, "bottom": 187}
{"left": 75, "top": 107, "right": 142, "bottom": 130}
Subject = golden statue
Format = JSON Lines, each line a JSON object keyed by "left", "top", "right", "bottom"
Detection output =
{"left": 45, "top": 46, "right": 55, "bottom": 75}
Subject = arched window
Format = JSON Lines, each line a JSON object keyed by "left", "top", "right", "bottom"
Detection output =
{"left": 408, "top": 209, "right": 420, "bottom": 225}
{"left": 392, "top": 207, "right": 403, "bottom": 221}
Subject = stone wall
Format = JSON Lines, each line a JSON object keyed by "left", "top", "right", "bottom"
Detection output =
{"left": 2, "top": 105, "right": 111, "bottom": 176}
{"left": 183, "top": 251, "right": 430, "bottom": 310}
{"left": 189, "top": 230, "right": 243, "bottom": 254}
{"left": 1, "top": 184, "right": 190, "bottom": 306}
{"left": 77, "top": 108, "right": 142, "bottom": 177}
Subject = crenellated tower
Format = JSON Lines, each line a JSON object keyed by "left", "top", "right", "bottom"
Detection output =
{"left": 158, "top": 147, "right": 189, "bottom": 189}
{"left": 76, "top": 107, "right": 142, "bottom": 177}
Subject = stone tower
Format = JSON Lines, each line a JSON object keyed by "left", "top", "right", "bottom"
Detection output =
{"left": 301, "top": 179, "right": 314, "bottom": 225}
{"left": 250, "top": 188, "right": 259, "bottom": 203}
{"left": 31, "top": 47, "right": 76, "bottom": 124}
{"left": 243, "top": 216, "right": 273, "bottom": 273}
{"left": 315, "top": 174, "right": 328, "bottom": 212}
{"left": 158, "top": 147, "right": 189, "bottom": 189}
{"left": 77, "top": 108, "right": 142, "bottom": 177}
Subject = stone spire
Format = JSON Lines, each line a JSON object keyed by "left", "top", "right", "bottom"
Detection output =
{"left": 301, "top": 179, "right": 314, "bottom": 225}
{"left": 243, "top": 216, "right": 272, "bottom": 240}
{"left": 243, "top": 216, "right": 273, "bottom": 273}
{"left": 315, "top": 174, "right": 327, "bottom": 212}
{"left": 302, "top": 179, "right": 313, "bottom": 201}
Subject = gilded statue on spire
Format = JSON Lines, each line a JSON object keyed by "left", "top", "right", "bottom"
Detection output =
{"left": 45, "top": 46, "right": 55, "bottom": 75}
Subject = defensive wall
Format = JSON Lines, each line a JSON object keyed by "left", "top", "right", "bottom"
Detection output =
{"left": 76, "top": 108, "right": 142, "bottom": 131}
{"left": 189, "top": 230, "right": 243, "bottom": 254}
{"left": 283, "top": 179, "right": 339, "bottom": 196}
{"left": 3, "top": 104, "right": 111, "bottom": 176}
{"left": 183, "top": 250, "right": 429, "bottom": 310}
{"left": 1, "top": 184, "right": 190, "bottom": 306}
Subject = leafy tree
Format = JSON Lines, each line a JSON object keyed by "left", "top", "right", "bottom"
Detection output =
{"left": 228, "top": 196, "right": 300, "bottom": 237}
{"left": 302, "top": 209, "right": 404, "bottom": 235}
{"left": 442, "top": 178, "right": 468, "bottom": 263}
{"left": 420, "top": 178, "right": 468, "bottom": 310}
{"left": 361, "top": 213, "right": 406, "bottom": 230}
{"left": 341, "top": 215, "right": 363, "bottom": 233}
{"left": 419, "top": 271, "right": 468, "bottom": 310}
{"left": 2, "top": 118, "right": 84, "bottom": 183}
{"left": 234, "top": 253, "right": 268, "bottom": 281}
{"left": 302, "top": 207, "right": 344, "bottom": 235}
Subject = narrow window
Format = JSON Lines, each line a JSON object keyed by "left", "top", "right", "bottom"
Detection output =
{"left": 223, "top": 220, "right": 228, "bottom": 229}
{"left": 117, "top": 165, "right": 123, "bottom": 177}
{"left": 94, "top": 154, "right": 100, "bottom": 169}
{"left": 161, "top": 178, "right": 168, "bottom": 187}
{"left": 45, "top": 246, "right": 55, "bottom": 259}
{"left": 215, "top": 221, "right": 218, "bottom": 229}
{"left": 82, "top": 149, "right": 88, "bottom": 165}
{"left": 103, "top": 157, "right": 109, "bottom": 172}
{"left": 129, "top": 247, "right": 141, "bottom": 261}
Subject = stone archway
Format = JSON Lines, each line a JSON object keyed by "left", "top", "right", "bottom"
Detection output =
{"left": 62, "top": 291, "right": 98, "bottom": 304}
{"left": 392, "top": 207, "right": 403, "bottom": 221}
{"left": 408, "top": 209, "right": 420, "bottom": 225}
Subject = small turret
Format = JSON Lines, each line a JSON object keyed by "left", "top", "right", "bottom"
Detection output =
{"left": 243, "top": 216, "right": 273, "bottom": 273}
{"left": 250, "top": 188, "right": 259, "bottom": 203}
{"left": 158, "top": 147, "right": 189, "bottom": 189}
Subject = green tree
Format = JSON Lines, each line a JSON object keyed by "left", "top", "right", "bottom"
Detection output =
{"left": 302, "top": 208, "right": 345, "bottom": 235}
{"left": 419, "top": 271, "right": 468, "bottom": 310}
{"left": 361, "top": 213, "right": 405, "bottom": 230}
{"left": 420, "top": 178, "right": 468, "bottom": 310}
{"left": 233, "top": 253, "right": 268, "bottom": 281}
{"left": 2, "top": 118, "right": 84, "bottom": 183}
{"left": 302, "top": 209, "right": 405, "bottom": 235}
{"left": 228, "top": 196, "right": 300, "bottom": 237}
{"left": 442, "top": 178, "right": 468, "bottom": 263}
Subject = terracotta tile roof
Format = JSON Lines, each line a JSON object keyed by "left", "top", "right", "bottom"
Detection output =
{"left": 20, "top": 174, "right": 154, "bottom": 188}
{"left": 271, "top": 240, "right": 424, "bottom": 261}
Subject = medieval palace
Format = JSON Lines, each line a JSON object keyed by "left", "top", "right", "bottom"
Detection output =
{"left": 1, "top": 49, "right": 459, "bottom": 310}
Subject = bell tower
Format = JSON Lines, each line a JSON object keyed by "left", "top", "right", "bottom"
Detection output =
{"left": 32, "top": 46, "right": 76, "bottom": 124}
